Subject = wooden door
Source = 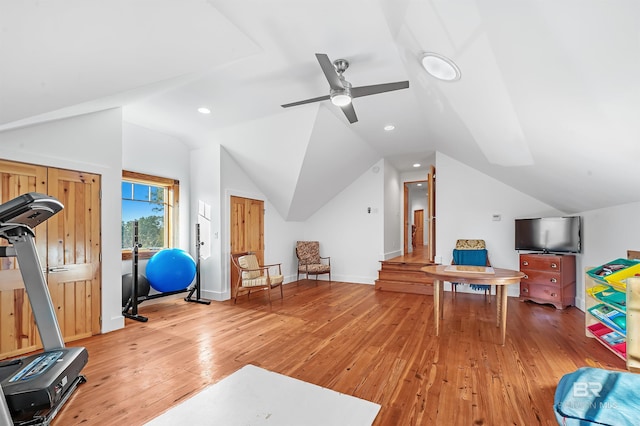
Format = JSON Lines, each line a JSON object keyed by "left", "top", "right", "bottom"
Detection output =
{"left": 427, "top": 165, "right": 436, "bottom": 263}
{"left": 403, "top": 184, "right": 409, "bottom": 254}
{"left": 413, "top": 209, "right": 424, "bottom": 246}
{"left": 47, "top": 168, "right": 101, "bottom": 340}
{"left": 0, "top": 160, "right": 47, "bottom": 358}
{"left": 229, "top": 196, "right": 264, "bottom": 298}
{"left": 0, "top": 160, "right": 101, "bottom": 359}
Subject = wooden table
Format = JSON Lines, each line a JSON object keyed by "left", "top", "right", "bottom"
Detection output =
{"left": 420, "top": 265, "right": 525, "bottom": 345}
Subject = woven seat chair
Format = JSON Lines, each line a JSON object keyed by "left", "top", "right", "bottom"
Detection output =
{"left": 295, "top": 241, "right": 331, "bottom": 284}
{"left": 230, "top": 252, "right": 284, "bottom": 304}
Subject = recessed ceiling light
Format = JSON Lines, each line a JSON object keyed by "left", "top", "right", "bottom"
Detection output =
{"left": 197, "top": 107, "right": 211, "bottom": 114}
{"left": 384, "top": 124, "right": 395, "bottom": 131}
{"left": 420, "top": 52, "right": 461, "bottom": 82}
{"left": 413, "top": 163, "right": 421, "bottom": 168}
{"left": 417, "top": 183, "right": 423, "bottom": 187}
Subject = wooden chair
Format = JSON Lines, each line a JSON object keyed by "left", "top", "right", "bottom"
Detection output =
{"left": 230, "top": 252, "right": 284, "bottom": 304}
{"left": 451, "top": 239, "right": 492, "bottom": 297}
{"left": 295, "top": 241, "right": 331, "bottom": 284}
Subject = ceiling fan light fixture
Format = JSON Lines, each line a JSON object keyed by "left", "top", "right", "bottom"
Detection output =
{"left": 330, "top": 93, "right": 352, "bottom": 107}
{"left": 421, "top": 52, "right": 461, "bottom": 82}
{"left": 330, "top": 83, "right": 352, "bottom": 107}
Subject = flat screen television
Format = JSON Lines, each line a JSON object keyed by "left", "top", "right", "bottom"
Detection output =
{"left": 515, "top": 216, "right": 582, "bottom": 253}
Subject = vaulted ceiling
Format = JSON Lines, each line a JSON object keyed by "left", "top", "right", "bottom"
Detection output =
{"left": 2, "top": 1, "right": 639, "bottom": 220}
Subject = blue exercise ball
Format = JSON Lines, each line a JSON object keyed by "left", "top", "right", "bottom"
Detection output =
{"left": 145, "top": 248, "right": 196, "bottom": 293}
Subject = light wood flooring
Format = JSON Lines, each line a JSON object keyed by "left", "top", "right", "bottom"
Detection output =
{"left": 51, "top": 280, "right": 624, "bottom": 425}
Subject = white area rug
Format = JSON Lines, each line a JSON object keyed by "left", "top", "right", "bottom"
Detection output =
{"left": 145, "top": 364, "right": 381, "bottom": 426}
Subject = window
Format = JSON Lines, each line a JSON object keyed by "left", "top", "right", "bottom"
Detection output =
{"left": 122, "top": 171, "right": 179, "bottom": 260}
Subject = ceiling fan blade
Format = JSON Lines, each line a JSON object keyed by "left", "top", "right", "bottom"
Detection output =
{"left": 341, "top": 103, "right": 358, "bottom": 124}
{"left": 315, "top": 53, "right": 344, "bottom": 91}
{"left": 281, "top": 94, "right": 330, "bottom": 108}
{"left": 351, "top": 81, "right": 409, "bottom": 98}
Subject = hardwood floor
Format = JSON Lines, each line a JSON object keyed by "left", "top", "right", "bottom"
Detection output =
{"left": 50, "top": 281, "right": 625, "bottom": 425}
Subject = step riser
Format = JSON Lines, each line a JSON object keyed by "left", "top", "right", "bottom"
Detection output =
{"left": 380, "top": 263, "right": 428, "bottom": 272}
{"left": 378, "top": 270, "right": 432, "bottom": 282}
{"left": 375, "top": 280, "right": 434, "bottom": 295}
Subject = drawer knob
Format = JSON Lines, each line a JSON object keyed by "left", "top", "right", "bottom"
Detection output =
{"left": 522, "top": 288, "right": 529, "bottom": 293}
{"left": 523, "top": 261, "right": 529, "bottom": 266}
{"left": 550, "top": 263, "right": 557, "bottom": 268}
{"left": 524, "top": 274, "right": 529, "bottom": 279}
{"left": 550, "top": 278, "right": 557, "bottom": 283}
{"left": 551, "top": 292, "right": 557, "bottom": 297}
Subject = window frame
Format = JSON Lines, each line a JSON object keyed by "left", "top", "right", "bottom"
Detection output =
{"left": 121, "top": 170, "right": 179, "bottom": 260}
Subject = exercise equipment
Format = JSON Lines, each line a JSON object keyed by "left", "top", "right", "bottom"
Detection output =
{"left": 121, "top": 273, "right": 150, "bottom": 307}
{"left": 122, "top": 221, "right": 210, "bottom": 323}
{"left": 0, "top": 192, "right": 88, "bottom": 426}
{"left": 146, "top": 248, "right": 196, "bottom": 293}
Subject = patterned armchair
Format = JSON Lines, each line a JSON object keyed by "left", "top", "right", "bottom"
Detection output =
{"left": 451, "top": 239, "right": 492, "bottom": 296}
{"left": 295, "top": 241, "right": 331, "bottom": 284}
{"left": 230, "top": 252, "right": 284, "bottom": 304}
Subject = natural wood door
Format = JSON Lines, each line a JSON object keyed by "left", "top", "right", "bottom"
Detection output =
{"left": 229, "top": 196, "right": 264, "bottom": 298}
{"left": 0, "top": 160, "right": 101, "bottom": 359}
{"left": 47, "top": 168, "right": 101, "bottom": 340}
{"left": 0, "top": 160, "right": 48, "bottom": 358}
{"left": 428, "top": 165, "right": 436, "bottom": 263}
{"left": 413, "top": 209, "right": 424, "bottom": 246}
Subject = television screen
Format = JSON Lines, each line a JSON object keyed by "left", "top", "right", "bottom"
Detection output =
{"left": 515, "top": 216, "right": 581, "bottom": 253}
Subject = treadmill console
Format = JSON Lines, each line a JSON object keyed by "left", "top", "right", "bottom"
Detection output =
{"left": 0, "top": 192, "right": 64, "bottom": 237}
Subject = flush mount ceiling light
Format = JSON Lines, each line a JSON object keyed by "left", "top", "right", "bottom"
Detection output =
{"left": 384, "top": 124, "right": 395, "bottom": 131}
{"left": 413, "top": 163, "right": 421, "bottom": 168}
{"left": 197, "top": 107, "right": 211, "bottom": 114}
{"left": 421, "top": 52, "right": 461, "bottom": 82}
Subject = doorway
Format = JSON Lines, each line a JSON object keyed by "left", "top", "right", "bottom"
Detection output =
{"left": 229, "top": 195, "right": 264, "bottom": 299}
{"left": 403, "top": 166, "right": 435, "bottom": 262}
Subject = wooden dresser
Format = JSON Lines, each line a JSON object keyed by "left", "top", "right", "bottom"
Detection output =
{"left": 519, "top": 253, "right": 576, "bottom": 309}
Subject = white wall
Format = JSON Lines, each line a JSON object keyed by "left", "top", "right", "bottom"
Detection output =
{"left": 0, "top": 109, "right": 124, "bottom": 332}
{"left": 122, "top": 122, "right": 192, "bottom": 250}
{"left": 383, "top": 159, "right": 402, "bottom": 259}
{"left": 191, "top": 145, "right": 304, "bottom": 301}
{"left": 121, "top": 122, "right": 193, "bottom": 299}
{"left": 576, "top": 201, "right": 640, "bottom": 310}
{"left": 189, "top": 143, "right": 223, "bottom": 301}
{"left": 435, "top": 152, "right": 564, "bottom": 296}
{"left": 304, "top": 159, "right": 385, "bottom": 284}
{"left": 221, "top": 147, "right": 303, "bottom": 291}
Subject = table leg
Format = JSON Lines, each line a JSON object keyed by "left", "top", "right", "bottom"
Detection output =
{"left": 495, "top": 286, "right": 502, "bottom": 328}
{"left": 434, "top": 279, "right": 442, "bottom": 336}
{"left": 500, "top": 285, "right": 508, "bottom": 346}
{"left": 439, "top": 279, "right": 444, "bottom": 319}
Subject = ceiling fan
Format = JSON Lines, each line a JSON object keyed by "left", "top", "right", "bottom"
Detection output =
{"left": 281, "top": 53, "right": 409, "bottom": 124}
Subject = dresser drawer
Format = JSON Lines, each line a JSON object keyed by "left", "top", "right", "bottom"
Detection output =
{"left": 522, "top": 269, "right": 562, "bottom": 287}
{"left": 521, "top": 283, "right": 562, "bottom": 303}
{"left": 520, "top": 255, "right": 562, "bottom": 272}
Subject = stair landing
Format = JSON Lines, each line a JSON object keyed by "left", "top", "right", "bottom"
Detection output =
{"left": 375, "top": 249, "right": 436, "bottom": 295}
